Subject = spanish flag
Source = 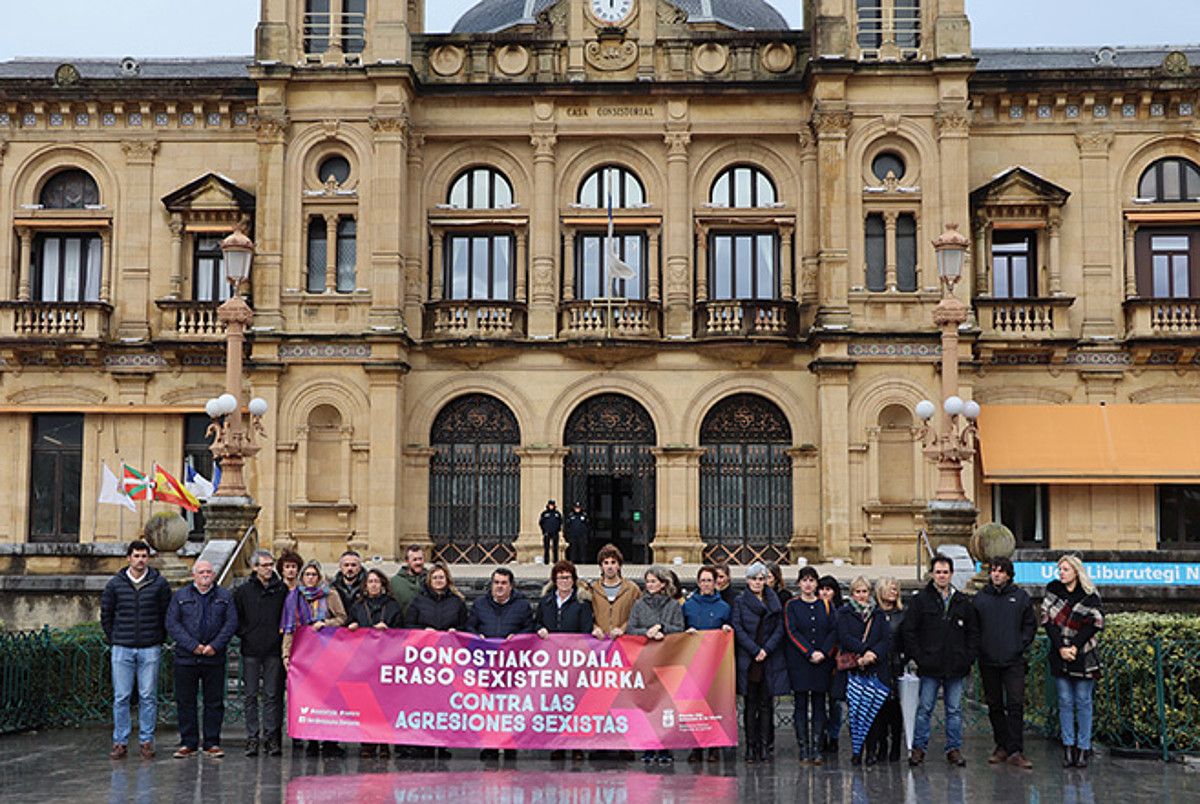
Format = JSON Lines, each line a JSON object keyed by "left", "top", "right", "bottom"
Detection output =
{"left": 153, "top": 463, "right": 201, "bottom": 512}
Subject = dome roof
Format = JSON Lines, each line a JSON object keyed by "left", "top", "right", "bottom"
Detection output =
{"left": 452, "top": 0, "right": 789, "bottom": 34}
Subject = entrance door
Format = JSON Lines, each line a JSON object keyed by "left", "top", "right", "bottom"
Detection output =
{"left": 564, "top": 394, "right": 657, "bottom": 565}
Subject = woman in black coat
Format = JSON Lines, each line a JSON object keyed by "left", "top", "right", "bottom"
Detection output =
{"left": 404, "top": 563, "right": 469, "bottom": 631}
{"left": 346, "top": 569, "right": 404, "bottom": 758}
{"left": 834, "top": 576, "right": 891, "bottom": 765}
{"left": 866, "top": 576, "right": 906, "bottom": 764}
{"left": 818, "top": 575, "right": 846, "bottom": 753}
{"left": 783, "top": 566, "right": 836, "bottom": 765}
{"left": 536, "top": 560, "right": 594, "bottom": 762}
{"left": 732, "top": 563, "right": 789, "bottom": 764}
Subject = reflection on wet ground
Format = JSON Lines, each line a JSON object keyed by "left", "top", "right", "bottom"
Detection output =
{"left": 1, "top": 726, "right": 1197, "bottom": 803}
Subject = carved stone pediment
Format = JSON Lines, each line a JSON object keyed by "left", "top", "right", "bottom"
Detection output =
{"left": 969, "top": 166, "right": 1070, "bottom": 211}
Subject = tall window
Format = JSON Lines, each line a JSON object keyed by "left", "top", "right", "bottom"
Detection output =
{"left": 336, "top": 217, "right": 356, "bottom": 292}
{"left": 40, "top": 169, "right": 99, "bottom": 209}
{"left": 856, "top": 1, "right": 884, "bottom": 48}
{"left": 1139, "top": 158, "right": 1200, "bottom": 203}
{"left": 183, "top": 414, "right": 215, "bottom": 541}
{"left": 342, "top": 0, "right": 366, "bottom": 54}
{"left": 306, "top": 218, "right": 327, "bottom": 293}
{"left": 32, "top": 234, "right": 102, "bottom": 302}
{"left": 710, "top": 233, "right": 778, "bottom": 300}
{"left": 857, "top": 1, "right": 921, "bottom": 53}
{"left": 193, "top": 236, "right": 230, "bottom": 302}
{"left": 305, "top": 0, "right": 331, "bottom": 54}
{"left": 710, "top": 165, "right": 776, "bottom": 208}
{"left": 864, "top": 212, "right": 917, "bottom": 292}
{"left": 992, "top": 230, "right": 1037, "bottom": 298}
{"left": 578, "top": 166, "right": 645, "bottom": 208}
{"left": 29, "top": 414, "right": 84, "bottom": 542}
{"left": 306, "top": 216, "right": 356, "bottom": 293}
{"left": 992, "top": 484, "right": 1049, "bottom": 549}
{"left": 894, "top": 0, "right": 921, "bottom": 49}
{"left": 1158, "top": 485, "right": 1200, "bottom": 548}
{"left": 1136, "top": 231, "right": 1199, "bottom": 298}
{"left": 445, "top": 234, "right": 514, "bottom": 300}
{"left": 865, "top": 214, "right": 886, "bottom": 291}
{"left": 576, "top": 233, "right": 645, "bottom": 299}
{"left": 448, "top": 167, "right": 514, "bottom": 210}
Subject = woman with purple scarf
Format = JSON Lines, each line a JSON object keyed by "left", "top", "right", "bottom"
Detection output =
{"left": 281, "top": 560, "right": 347, "bottom": 757}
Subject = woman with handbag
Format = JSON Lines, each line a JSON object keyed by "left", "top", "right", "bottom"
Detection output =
{"left": 731, "top": 562, "right": 789, "bottom": 764}
{"left": 833, "top": 576, "right": 891, "bottom": 765}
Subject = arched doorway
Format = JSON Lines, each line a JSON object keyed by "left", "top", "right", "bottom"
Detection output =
{"left": 563, "top": 394, "right": 656, "bottom": 564}
{"left": 429, "top": 394, "right": 520, "bottom": 564}
{"left": 700, "top": 393, "right": 793, "bottom": 565}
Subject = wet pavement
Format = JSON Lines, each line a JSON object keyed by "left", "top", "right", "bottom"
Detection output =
{"left": 1, "top": 726, "right": 1197, "bottom": 803}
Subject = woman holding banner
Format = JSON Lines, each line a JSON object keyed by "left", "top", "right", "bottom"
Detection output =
{"left": 682, "top": 565, "right": 733, "bottom": 763}
{"left": 628, "top": 566, "right": 685, "bottom": 764}
{"left": 537, "top": 560, "right": 594, "bottom": 762}
{"left": 346, "top": 569, "right": 404, "bottom": 759}
{"left": 281, "top": 561, "right": 347, "bottom": 757}
{"left": 732, "top": 562, "right": 788, "bottom": 764}
{"left": 405, "top": 563, "right": 468, "bottom": 632}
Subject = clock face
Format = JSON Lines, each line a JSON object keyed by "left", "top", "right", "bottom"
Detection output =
{"left": 590, "top": 0, "right": 634, "bottom": 25}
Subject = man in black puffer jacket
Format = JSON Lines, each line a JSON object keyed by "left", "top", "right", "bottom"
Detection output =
{"left": 974, "top": 557, "right": 1037, "bottom": 769}
{"left": 100, "top": 539, "right": 172, "bottom": 760}
{"left": 233, "top": 550, "right": 288, "bottom": 757}
{"left": 467, "top": 567, "right": 535, "bottom": 761}
{"left": 902, "top": 554, "right": 980, "bottom": 768}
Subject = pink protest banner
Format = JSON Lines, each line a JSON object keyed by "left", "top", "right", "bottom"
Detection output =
{"left": 286, "top": 627, "right": 736, "bottom": 750}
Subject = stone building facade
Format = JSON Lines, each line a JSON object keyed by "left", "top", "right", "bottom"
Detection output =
{"left": 1, "top": 0, "right": 1198, "bottom": 567}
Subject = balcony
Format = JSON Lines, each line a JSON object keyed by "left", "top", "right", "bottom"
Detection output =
{"left": 975, "top": 296, "right": 1073, "bottom": 341}
{"left": 155, "top": 299, "right": 225, "bottom": 340}
{"left": 694, "top": 299, "right": 798, "bottom": 339}
{"left": 0, "top": 301, "right": 112, "bottom": 341}
{"left": 424, "top": 300, "right": 526, "bottom": 341}
{"left": 1126, "top": 299, "right": 1200, "bottom": 340}
{"left": 560, "top": 301, "right": 661, "bottom": 340}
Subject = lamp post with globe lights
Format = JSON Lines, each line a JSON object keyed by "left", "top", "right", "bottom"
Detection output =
{"left": 915, "top": 224, "right": 980, "bottom": 550}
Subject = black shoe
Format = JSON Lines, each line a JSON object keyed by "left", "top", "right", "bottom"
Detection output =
{"left": 266, "top": 738, "right": 282, "bottom": 757}
{"left": 687, "top": 749, "right": 703, "bottom": 763}
{"left": 1076, "top": 748, "right": 1090, "bottom": 768}
{"left": 888, "top": 744, "right": 901, "bottom": 763}
{"left": 571, "top": 750, "right": 584, "bottom": 762}
{"left": 550, "top": 750, "right": 566, "bottom": 760}
{"left": 322, "top": 742, "right": 345, "bottom": 758}
{"left": 503, "top": 749, "right": 517, "bottom": 760}
{"left": 305, "top": 741, "right": 320, "bottom": 757}
{"left": 480, "top": 749, "right": 499, "bottom": 761}
{"left": 851, "top": 753, "right": 862, "bottom": 766}
{"left": 1064, "top": 745, "right": 1077, "bottom": 767}
{"left": 825, "top": 738, "right": 839, "bottom": 755}
{"left": 244, "top": 739, "right": 259, "bottom": 757}
{"left": 438, "top": 748, "right": 452, "bottom": 759}
{"left": 865, "top": 751, "right": 878, "bottom": 766}
{"left": 643, "top": 751, "right": 655, "bottom": 764}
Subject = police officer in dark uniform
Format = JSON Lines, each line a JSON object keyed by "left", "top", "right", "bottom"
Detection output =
{"left": 564, "top": 502, "right": 591, "bottom": 563}
{"left": 538, "top": 499, "right": 564, "bottom": 565}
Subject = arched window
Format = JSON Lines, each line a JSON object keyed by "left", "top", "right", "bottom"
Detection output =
{"left": 429, "top": 394, "right": 521, "bottom": 563}
{"left": 710, "top": 165, "right": 776, "bottom": 208}
{"left": 448, "top": 167, "right": 514, "bottom": 209}
{"left": 306, "top": 405, "right": 344, "bottom": 503}
{"left": 1138, "top": 158, "right": 1200, "bottom": 203}
{"left": 578, "top": 165, "right": 646, "bottom": 208}
{"left": 700, "top": 394, "right": 792, "bottom": 565}
{"left": 40, "top": 169, "right": 99, "bottom": 209}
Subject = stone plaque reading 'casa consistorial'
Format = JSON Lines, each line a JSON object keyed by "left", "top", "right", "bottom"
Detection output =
{"left": 562, "top": 104, "right": 660, "bottom": 120}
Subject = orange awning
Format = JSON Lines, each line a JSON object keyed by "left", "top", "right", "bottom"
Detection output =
{"left": 978, "top": 404, "right": 1200, "bottom": 484}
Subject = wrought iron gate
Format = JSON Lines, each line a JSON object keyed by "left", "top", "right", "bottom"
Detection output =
{"left": 429, "top": 394, "right": 520, "bottom": 564}
{"left": 700, "top": 394, "right": 792, "bottom": 565}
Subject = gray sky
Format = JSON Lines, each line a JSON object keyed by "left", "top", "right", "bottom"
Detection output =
{"left": 0, "top": 1, "right": 1194, "bottom": 61}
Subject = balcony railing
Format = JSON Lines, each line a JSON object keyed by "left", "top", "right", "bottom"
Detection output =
{"left": 424, "top": 300, "right": 526, "bottom": 340}
{"left": 694, "top": 299, "right": 797, "bottom": 339}
{"left": 560, "top": 300, "right": 660, "bottom": 340}
{"left": 1126, "top": 298, "right": 1200, "bottom": 338}
{"left": 975, "top": 296, "right": 1073, "bottom": 340}
{"left": 155, "top": 299, "right": 225, "bottom": 339}
{"left": 0, "top": 301, "right": 112, "bottom": 340}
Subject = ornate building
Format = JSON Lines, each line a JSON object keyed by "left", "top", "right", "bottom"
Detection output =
{"left": 1, "top": 1, "right": 1198, "bottom": 567}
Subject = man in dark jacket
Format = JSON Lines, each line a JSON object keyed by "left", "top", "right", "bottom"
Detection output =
{"left": 974, "top": 557, "right": 1037, "bottom": 769}
{"left": 902, "top": 554, "right": 980, "bottom": 768}
{"left": 564, "top": 502, "right": 590, "bottom": 563}
{"left": 166, "top": 559, "right": 238, "bottom": 758}
{"left": 539, "top": 500, "right": 564, "bottom": 566}
{"left": 330, "top": 550, "right": 364, "bottom": 613}
{"left": 100, "top": 539, "right": 172, "bottom": 760}
{"left": 233, "top": 550, "right": 288, "bottom": 757}
{"left": 468, "top": 567, "right": 534, "bottom": 761}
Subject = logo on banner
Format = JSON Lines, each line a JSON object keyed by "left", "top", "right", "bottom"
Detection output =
{"left": 661, "top": 709, "right": 675, "bottom": 728}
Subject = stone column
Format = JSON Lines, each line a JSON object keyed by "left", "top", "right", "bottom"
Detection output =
{"left": 780, "top": 225, "right": 794, "bottom": 299}
{"left": 100, "top": 230, "right": 114, "bottom": 304}
{"left": 1048, "top": 211, "right": 1063, "bottom": 296}
{"left": 528, "top": 132, "right": 558, "bottom": 336}
{"left": 251, "top": 109, "right": 288, "bottom": 329}
{"left": 168, "top": 215, "right": 185, "bottom": 299}
{"left": 936, "top": 104, "right": 973, "bottom": 296}
{"left": 514, "top": 230, "right": 528, "bottom": 303}
{"left": 798, "top": 130, "right": 819, "bottom": 302}
{"left": 368, "top": 109, "right": 408, "bottom": 330}
{"left": 323, "top": 213, "right": 339, "bottom": 292}
{"left": 366, "top": 366, "right": 404, "bottom": 558}
{"left": 1123, "top": 223, "right": 1137, "bottom": 299}
{"left": 884, "top": 211, "right": 899, "bottom": 291}
{"left": 813, "top": 359, "right": 853, "bottom": 559}
{"left": 513, "top": 446, "right": 567, "bottom": 562}
{"left": 695, "top": 229, "right": 708, "bottom": 302}
{"left": 16, "top": 227, "right": 32, "bottom": 300}
{"left": 401, "top": 447, "right": 436, "bottom": 554}
{"left": 651, "top": 446, "right": 705, "bottom": 563}
{"left": 1076, "top": 130, "right": 1116, "bottom": 337}
{"left": 787, "top": 446, "right": 821, "bottom": 560}
{"left": 663, "top": 131, "right": 692, "bottom": 336}
{"left": 404, "top": 131, "right": 426, "bottom": 334}
{"left": 430, "top": 233, "right": 444, "bottom": 301}
{"left": 972, "top": 216, "right": 990, "bottom": 296}
{"left": 116, "top": 140, "right": 158, "bottom": 339}
{"left": 812, "top": 108, "right": 852, "bottom": 326}
{"left": 562, "top": 231, "right": 575, "bottom": 301}
{"left": 647, "top": 230, "right": 661, "bottom": 302}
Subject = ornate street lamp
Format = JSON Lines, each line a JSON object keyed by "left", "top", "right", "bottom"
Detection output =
{"left": 206, "top": 227, "right": 268, "bottom": 499}
{"left": 916, "top": 224, "right": 979, "bottom": 548}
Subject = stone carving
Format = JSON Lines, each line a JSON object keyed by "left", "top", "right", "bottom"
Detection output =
{"left": 586, "top": 38, "right": 638, "bottom": 72}
{"left": 760, "top": 42, "right": 795, "bottom": 74}
{"left": 1163, "top": 50, "right": 1190, "bottom": 77}
{"left": 530, "top": 133, "right": 557, "bottom": 158}
{"left": 693, "top": 43, "right": 729, "bottom": 75}
{"left": 54, "top": 63, "right": 81, "bottom": 87}
{"left": 143, "top": 512, "right": 190, "bottom": 553}
{"left": 252, "top": 112, "right": 289, "bottom": 143}
{"left": 368, "top": 113, "right": 408, "bottom": 134}
{"left": 935, "top": 107, "right": 972, "bottom": 136}
{"left": 1075, "top": 130, "right": 1114, "bottom": 155}
{"left": 495, "top": 45, "right": 530, "bottom": 77}
{"left": 664, "top": 131, "right": 691, "bottom": 156}
{"left": 811, "top": 107, "right": 852, "bottom": 136}
{"left": 656, "top": 1, "right": 688, "bottom": 25}
{"left": 120, "top": 139, "right": 159, "bottom": 163}
{"left": 430, "top": 45, "right": 466, "bottom": 77}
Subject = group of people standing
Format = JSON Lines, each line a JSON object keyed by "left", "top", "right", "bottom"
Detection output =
{"left": 100, "top": 539, "right": 1104, "bottom": 770}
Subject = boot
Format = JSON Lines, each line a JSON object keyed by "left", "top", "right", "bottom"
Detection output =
{"left": 244, "top": 738, "right": 259, "bottom": 758}
{"left": 1076, "top": 748, "right": 1090, "bottom": 768}
{"left": 810, "top": 738, "right": 824, "bottom": 766}
{"left": 797, "top": 719, "right": 811, "bottom": 765}
{"left": 1063, "top": 745, "right": 1076, "bottom": 768}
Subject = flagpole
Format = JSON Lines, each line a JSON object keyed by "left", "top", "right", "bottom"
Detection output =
{"left": 606, "top": 168, "right": 614, "bottom": 340}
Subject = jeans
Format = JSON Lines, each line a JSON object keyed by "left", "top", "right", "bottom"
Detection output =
{"left": 111, "top": 645, "right": 161, "bottom": 745}
{"left": 981, "top": 663, "right": 1026, "bottom": 754}
{"left": 242, "top": 654, "right": 283, "bottom": 741}
{"left": 913, "top": 675, "right": 965, "bottom": 753}
{"left": 1055, "top": 677, "right": 1096, "bottom": 750}
{"left": 793, "top": 690, "right": 827, "bottom": 749}
{"left": 175, "top": 662, "right": 226, "bottom": 750}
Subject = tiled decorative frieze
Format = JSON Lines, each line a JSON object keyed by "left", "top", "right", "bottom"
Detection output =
{"left": 1067, "top": 351, "right": 1131, "bottom": 366}
{"left": 278, "top": 343, "right": 372, "bottom": 360}
{"left": 104, "top": 353, "right": 167, "bottom": 369}
{"left": 848, "top": 342, "right": 941, "bottom": 359}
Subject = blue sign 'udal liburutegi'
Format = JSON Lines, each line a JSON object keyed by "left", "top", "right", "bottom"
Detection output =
{"left": 1014, "top": 562, "right": 1200, "bottom": 586}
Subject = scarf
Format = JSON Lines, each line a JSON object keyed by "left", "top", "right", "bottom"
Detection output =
{"left": 1040, "top": 582, "right": 1104, "bottom": 679}
{"left": 280, "top": 584, "right": 329, "bottom": 634}
{"left": 848, "top": 597, "right": 877, "bottom": 622}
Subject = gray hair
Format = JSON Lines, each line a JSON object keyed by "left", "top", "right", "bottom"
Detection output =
{"left": 644, "top": 565, "right": 677, "bottom": 598}
{"left": 745, "top": 562, "right": 769, "bottom": 580}
{"left": 251, "top": 550, "right": 275, "bottom": 568}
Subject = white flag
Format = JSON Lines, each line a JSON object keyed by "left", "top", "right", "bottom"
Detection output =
{"left": 98, "top": 463, "right": 137, "bottom": 512}
{"left": 185, "top": 464, "right": 215, "bottom": 501}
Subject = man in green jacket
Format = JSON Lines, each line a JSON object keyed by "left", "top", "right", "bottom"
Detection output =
{"left": 390, "top": 544, "right": 427, "bottom": 616}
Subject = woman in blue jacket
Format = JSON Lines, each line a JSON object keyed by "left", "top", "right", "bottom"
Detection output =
{"left": 682, "top": 565, "right": 732, "bottom": 762}
{"left": 732, "top": 562, "right": 789, "bottom": 764}
{"left": 783, "top": 566, "right": 836, "bottom": 764}
{"left": 834, "top": 575, "right": 891, "bottom": 765}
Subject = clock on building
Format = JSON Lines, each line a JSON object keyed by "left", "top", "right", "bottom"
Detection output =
{"left": 589, "top": 0, "right": 635, "bottom": 25}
